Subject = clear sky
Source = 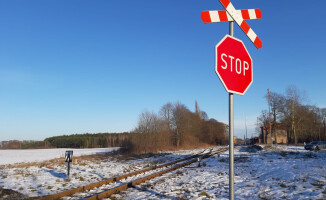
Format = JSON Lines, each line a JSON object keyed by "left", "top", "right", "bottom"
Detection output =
{"left": 1, "top": 0, "right": 325, "bottom": 141}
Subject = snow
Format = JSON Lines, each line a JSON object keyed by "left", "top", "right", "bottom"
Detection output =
{"left": 0, "top": 145, "right": 325, "bottom": 199}
{"left": 0, "top": 148, "right": 119, "bottom": 165}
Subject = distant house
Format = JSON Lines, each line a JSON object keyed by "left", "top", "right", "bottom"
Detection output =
{"left": 260, "top": 124, "right": 288, "bottom": 144}
{"left": 249, "top": 137, "right": 259, "bottom": 145}
{"left": 233, "top": 136, "right": 245, "bottom": 145}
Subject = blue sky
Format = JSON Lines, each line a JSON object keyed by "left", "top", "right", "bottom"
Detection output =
{"left": 0, "top": 0, "right": 325, "bottom": 141}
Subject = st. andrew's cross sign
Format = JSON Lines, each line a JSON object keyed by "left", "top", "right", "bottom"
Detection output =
{"left": 201, "top": 0, "right": 262, "bottom": 49}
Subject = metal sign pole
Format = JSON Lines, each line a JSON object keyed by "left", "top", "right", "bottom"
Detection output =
{"left": 67, "top": 162, "right": 70, "bottom": 177}
{"left": 229, "top": 21, "right": 234, "bottom": 200}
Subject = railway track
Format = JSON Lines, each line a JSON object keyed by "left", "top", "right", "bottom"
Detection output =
{"left": 38, "top": 147, "right": 227, "bottom": 200}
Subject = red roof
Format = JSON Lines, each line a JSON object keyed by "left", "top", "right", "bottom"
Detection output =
{"left": 261, "top": 123, "right": 286, "bottom": 130}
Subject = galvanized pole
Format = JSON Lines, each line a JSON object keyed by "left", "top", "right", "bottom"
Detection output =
{"left": 268, "top": 88, "right": 272, "bottom": 146}
{"left": 229, "top": 21, "right": 234, "bottom": 200}
{"left": 245, "top": 115, "right": 248, "bottom": 144}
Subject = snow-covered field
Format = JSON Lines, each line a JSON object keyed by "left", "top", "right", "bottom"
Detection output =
{"left": 0, "top": 145, "right": 325, "bottom": 199}
{"left": 0, "top": 148, "right": 120, "bottom": 165}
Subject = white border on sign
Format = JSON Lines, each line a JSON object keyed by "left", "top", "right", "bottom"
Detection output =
{"left": 215, "top": 34, "right": 253, "bottom": 96}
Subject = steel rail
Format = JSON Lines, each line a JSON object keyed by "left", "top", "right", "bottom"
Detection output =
{"left": 37, "top": 149, "right": 210, "bottom": 200}
{"left": 84, "top": 148, "right": 227, "bottom": 200}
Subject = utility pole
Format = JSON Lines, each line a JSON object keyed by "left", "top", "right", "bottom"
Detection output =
{"left": 291, "top": 95, "right": 296, "bottom": 144}
{"left": 244, "top": 115, "right": 248, "bottom": 144}
{"left": 256, "top": 117, "right": 261, "bottom": 143}
{"left": 268, "top": 89, "right": 272, "bottom": 145}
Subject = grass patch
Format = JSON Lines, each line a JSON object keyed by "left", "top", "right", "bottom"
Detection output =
{"left": 183, "top": 189, "right": 191, "bottom": 193}
{"left": 217, "top": 172, "right": 224, "bottom": 176}
{"left": 311, "top": 182, "right": 324, "bottom": 188}
{"left": 245, "top": 185, "right": 254, "bottom": 187}
{"left": 23, "top": 173, "right": 32, "bottom": 177}
{"left": 176, "top": 170, "right": 183, "bottom": 176}
{"left": 199, "top": 191, "right": 210, "bottom": 198}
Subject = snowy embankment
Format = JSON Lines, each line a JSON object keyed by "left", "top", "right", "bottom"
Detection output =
{"left": 0, "top": 145, "right": 325, "bottom": 199}
{"left": 0, "top": 147, "right": 120, "bottom": 165}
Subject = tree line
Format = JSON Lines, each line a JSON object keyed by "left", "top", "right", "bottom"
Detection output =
{"left": 1, "top": 101, "right": 228, "bottom": 153}
{"left": 257, "top": 86, "right": 326, "bottom": 144}
{"left": 0, "top": 140, "right": 50, "bottom": 149}
{"left": 45, "top": 133, "right": 130, "bottom": 148}
{"left": 128, "top": 101, "right": 228, "bottom": 153}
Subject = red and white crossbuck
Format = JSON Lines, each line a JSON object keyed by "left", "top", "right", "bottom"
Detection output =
{"left": 201, "top": 0, "right": 262, "bottom": 49}
{"left": 201, "top": 9, "right": 261, "bottom": 23}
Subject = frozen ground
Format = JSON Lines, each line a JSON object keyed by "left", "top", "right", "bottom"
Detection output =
{"left": 0, "top": 145, "right": 325, "bottom": 199}
{"left": 112, "top": 145, "right": 326, "bottom": 200}
{"left": 0, "top": 148, "right": 120, "bottom": 165}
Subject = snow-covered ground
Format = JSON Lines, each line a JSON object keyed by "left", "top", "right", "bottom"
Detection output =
{"left": 0, "top": 148, "right": 120, "bottom": 165}
{"left": 0, "top": 145, "right": 325, "bottom": 199}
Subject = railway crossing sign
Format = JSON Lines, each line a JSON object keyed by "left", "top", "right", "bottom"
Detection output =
{"left": 201, "top": 9, "right": 262, "bottom": 23}
{"left": 200, "top": 1, "right": 262, "bottom": 200}
{"left": 65, "top": 150, "right": 73, "bottom": 163}
{"left": 201, "top": 0, "right": 262, "bottom": 49}
{"left": 215, "top": 35, "right": 252, "bottom": 95}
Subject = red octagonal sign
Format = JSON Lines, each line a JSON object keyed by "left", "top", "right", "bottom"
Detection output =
{"left": 215, "top": 35, "right": 253, "bottom": 95}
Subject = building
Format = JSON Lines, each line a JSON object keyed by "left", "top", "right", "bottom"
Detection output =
{"left": 260, "top": 124, "right": 288, "bottom": 144}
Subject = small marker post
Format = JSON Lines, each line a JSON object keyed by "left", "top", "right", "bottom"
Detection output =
{"left": 65, "top": 150, "right": 73, "bottom": 177}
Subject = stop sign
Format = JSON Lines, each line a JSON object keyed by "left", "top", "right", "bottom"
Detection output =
{"left": 215, "top": 35, "right": 253, "bottom": 95}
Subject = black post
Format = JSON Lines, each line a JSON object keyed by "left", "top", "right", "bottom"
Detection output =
{"left": 65, "top": 150, "right": 73, "bottom": 178}
{"left": 67, "top": 162, "right": 70, "bottom": 177}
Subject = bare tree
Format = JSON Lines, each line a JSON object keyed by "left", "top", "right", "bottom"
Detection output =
{"left": 265, "top": 91, "right": 285, "bottom": 124}
{"left": 257, "top": 110, "right": 269, "bottom": 143}
{"left": 258, "top": 86, "right": 325, "bottom": 144}
{"left": 171, "top": 102, "right": 190, "bottom": 147}
{"left": 285, "top": 86, "right": 306, "bottom": 144}
{"left": 264, "top": 90, "right": 286, "bottom": 144}
{"left": 321, "top": 108, "right": 326, "bottom": 139}
{"left": 201, "top": 111, "right": 209, "bottom": 121}
{"left": 135, "top": 110, "right": 160, "bottom": 134}
{"left": 159, "top": 102, "right": 174, "bottom": 132}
